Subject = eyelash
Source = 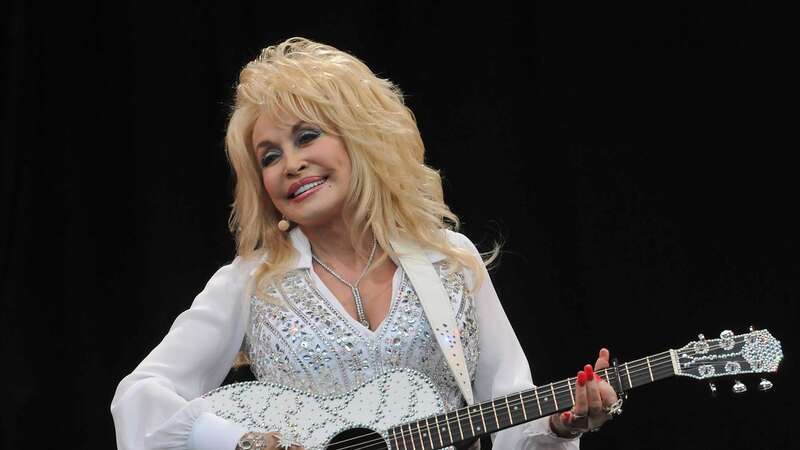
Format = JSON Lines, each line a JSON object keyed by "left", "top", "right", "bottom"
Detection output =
{"left": 259, "top": 129, "right": 321, "bottom": 168}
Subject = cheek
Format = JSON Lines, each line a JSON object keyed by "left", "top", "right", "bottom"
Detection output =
{"left": 331, "top": 149, "right": 352, "bottom": 178}
{"left": 338, "top": 157, "right": 353, "bottom": 185}
{"left": 261, "top": 171, "right": 280, "bottom": 200}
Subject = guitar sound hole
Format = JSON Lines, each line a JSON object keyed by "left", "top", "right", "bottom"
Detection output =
{"left": 326, "top": 427, "right": 388, "bottom": 450}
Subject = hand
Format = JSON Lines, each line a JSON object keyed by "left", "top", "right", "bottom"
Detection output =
{"left": 549, "top": 348, "right": 620, "bottom": 437}
{"left": 235, "top": 431, "right": 305, "bottom": 450}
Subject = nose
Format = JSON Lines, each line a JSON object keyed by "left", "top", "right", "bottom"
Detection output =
{"left": 283, "top": 148, "right": 308, "bottom": 177}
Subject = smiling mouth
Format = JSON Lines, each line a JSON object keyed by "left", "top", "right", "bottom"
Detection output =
{"left": 289, "top": 177, "right": 328, "bottom": 199}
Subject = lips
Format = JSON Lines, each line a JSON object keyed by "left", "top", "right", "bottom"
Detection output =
{"left": 287, "top": 176, "right": 327, "bottom": 199}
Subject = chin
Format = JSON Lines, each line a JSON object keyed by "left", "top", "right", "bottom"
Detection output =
{"left": 293, "top": 209, "right": 345, "bottom": 229}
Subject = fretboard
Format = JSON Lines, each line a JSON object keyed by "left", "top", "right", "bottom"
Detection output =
{"left": 387, "top": 350, "right": 675, "bottom": 450}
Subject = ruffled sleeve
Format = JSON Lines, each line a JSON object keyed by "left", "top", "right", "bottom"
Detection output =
{"left": 110, "top": 256, "right": 259, "bottom": 450}
{"left": 446, "top": 231, "right": 580, "bottom": 449}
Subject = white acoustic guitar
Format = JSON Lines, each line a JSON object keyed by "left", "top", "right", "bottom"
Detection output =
{"left": 203, "top": 328, "right": 783, "bottom": 450}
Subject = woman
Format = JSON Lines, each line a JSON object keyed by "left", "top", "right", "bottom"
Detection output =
{"left": 111, "top": 37, "right": 619, "bottom": 450}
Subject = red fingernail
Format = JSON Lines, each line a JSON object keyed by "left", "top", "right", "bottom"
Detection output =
{"left": 585, "top": 365, "right": 594, "bottom": 380}
{"left": 577, "top": 371, "right": 587, "bottom": 386}
{"left": 562, "top": 411, "right": 572, "bottom": 423}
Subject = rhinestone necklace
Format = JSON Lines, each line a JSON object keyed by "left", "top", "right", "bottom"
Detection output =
{"left": 311, "top": 238, "right": 378, "bottom": 329}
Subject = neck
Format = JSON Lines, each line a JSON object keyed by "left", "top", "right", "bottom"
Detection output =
{"left": 388, "top": 350, "right": 677, "bottom": 450}
{"left": 300, "top": 220, "right": 376, "bottom": 269}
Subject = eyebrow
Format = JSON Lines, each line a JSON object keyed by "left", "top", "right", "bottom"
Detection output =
{"left": 254, "top": 121, "right": 310, "bottom": 153}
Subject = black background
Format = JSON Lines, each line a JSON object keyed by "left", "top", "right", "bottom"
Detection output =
{"left": 2, "top": 1, "right": 796, "bottom": 449}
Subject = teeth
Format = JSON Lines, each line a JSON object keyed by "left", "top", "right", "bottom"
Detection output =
{"left": 293, "top": 179, "right": 325, "bottom": 197}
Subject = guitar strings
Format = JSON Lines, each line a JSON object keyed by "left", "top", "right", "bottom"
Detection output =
{"left": 331, "top": 353, "right": 676, "bottom": 450}
{"left": 359, "top": 352, "right": 750, "bottom": 449}
{"left": 344, "top": 361, "right": 724, "bottom": 450}
{"left": 326, "top": 336, "right": 757, "bottom": 450}
{"left": 317, "top": 336, "right": 761, "bottom": 450}
{"left": 377, "top": 361, "right": 668, "bottom": 449}
{"left": 473, "top": 335, "right": 756, "bottom": 416}
{"left": 325, "top": 362, "right": 658, "bottom": 449}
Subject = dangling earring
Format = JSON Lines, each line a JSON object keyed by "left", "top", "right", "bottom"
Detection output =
{"left": 277, "top": 216, "right": 290, "bottom": 231}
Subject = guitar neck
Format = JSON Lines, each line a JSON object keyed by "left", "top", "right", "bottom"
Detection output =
{"left": 388, "top": 350, "right": 676, "bottom": 450}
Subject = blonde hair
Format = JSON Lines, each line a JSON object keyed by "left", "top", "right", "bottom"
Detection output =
{"left": 224, "top": 37, "right": 495, "bottom": 293}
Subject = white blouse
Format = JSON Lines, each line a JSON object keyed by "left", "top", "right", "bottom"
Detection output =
{"left": 111, "top": 228, "right": 580, "bottom": 449}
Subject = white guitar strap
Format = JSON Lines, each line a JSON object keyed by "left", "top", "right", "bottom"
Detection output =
{"left": 390, "top": 237, "right": 475, "bottom": 405}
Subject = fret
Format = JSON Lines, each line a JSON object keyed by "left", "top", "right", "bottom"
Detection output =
{"left": 534, "top": 386, "right": 543, "bottom": 416}
{"left": 444, "top": 412, "right": 454, "bottom": 444}
{"left": 625, "top": 362, "right": 632, "bottom": 390}
{"left": 455, "top": 408, "right": 465, "bottom": 440}
{"left": 466, "top": 406, "right": 476, "bottom": 436}
{"left": 630, "top": 362, "right": 643, "bottom": 388}
{"left": 476, "top": 405, "right": 487, "bottom": 434}
{"left": 491, "top": 399, "right": 500, "bottom": 429}
{"left": 434, "top": 414, "right": 444, "bottom": 448}
{"left": 426, "top": 418, "right": 435, "bottom": 449}
{"left": 652, "top": 352, "right": 675, "bottom": 381}
{"left": 539, "top": 388, "right": 550, "bottom": 413}
{"left": 550, "top": 383, "right": 559, "bottom": 410}
{"left": 663, "top": 352, "right": 677, "bottom": 378}
{"left": 416, "top": 421, "right": 426, "bottom": 450}
{"left": 646, "top": 356, "right": 654, "bottom": 382}
{"left": 567, "top": 379, "right": 575, "bottom": 405}
{"left": 505, "top": 395, "right": 514, "bottom": 425}
{"left": 557, "top": 385, "right": 572, "bottom": 412}
{"left": 519, "top": 392, "right": 528, "bottom": 420}
{"left": 392, "top": 427, "right": 401, "bottom": 450}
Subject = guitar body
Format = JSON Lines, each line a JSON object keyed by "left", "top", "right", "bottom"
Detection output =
{"left": 203, "top": 368, "right": 448, "bottom": 450}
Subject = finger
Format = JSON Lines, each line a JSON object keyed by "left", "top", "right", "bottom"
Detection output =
{"left": 597, "top": 379, "right": 619, "bottom": 407}
{"left": 574, "top": 370, "right": 588, "bottom": 416}
{"left": 584, "top": 365, "right": 604, "bottom": 416}
{"left": 551, "top": 411, "right": 574, "bottom": 435}
{"left": 594, "top": 348, "right": 610, "bottom": 371}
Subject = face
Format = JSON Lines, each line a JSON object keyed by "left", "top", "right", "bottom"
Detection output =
{"left": 252, "top": 114, "right": 352, "bottom": 229}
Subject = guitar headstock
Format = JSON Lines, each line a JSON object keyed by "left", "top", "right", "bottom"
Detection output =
{"left": 674, "top": 328, "right": 783, "bottom": 381}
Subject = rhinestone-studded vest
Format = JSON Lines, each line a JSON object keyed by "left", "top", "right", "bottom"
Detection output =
{"left": 245, "top": 260, "right": 480, "bottom": 410}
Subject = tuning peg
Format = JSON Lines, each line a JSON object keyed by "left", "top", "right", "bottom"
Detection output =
{"left": 719, "top": 330, "right": 735, "bottom": 350}
{"left": 694, "top": 333, "right": 710, "bottom": 353}
{"left": 708, "top": 381, "right": 717, "bottom": 397}
{"left": 732, "top": 380, "right": 747, "bottom": 394}
{"left": 749, "top": 325, "right": 756, "bottom": 332}
{"left": 758, "top": 378, "right": 773, "bottom": 391}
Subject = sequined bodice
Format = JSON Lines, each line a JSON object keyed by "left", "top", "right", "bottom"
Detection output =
{"left": 245, "top": 261, "right": 479, "bottom": 410}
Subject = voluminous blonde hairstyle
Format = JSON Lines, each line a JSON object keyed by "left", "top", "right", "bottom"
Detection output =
{"left": 225, "top": 37, "right": 492, "bottom": 292}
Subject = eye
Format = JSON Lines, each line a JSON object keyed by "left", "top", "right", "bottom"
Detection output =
{"left": 296, "top": 129, "right": 322, "bottom": 146}
{"left": 259, "top": 149, "right": 281, "bottom": 168}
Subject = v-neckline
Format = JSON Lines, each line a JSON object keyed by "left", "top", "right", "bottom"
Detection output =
{"left": 306, "top": 265, "right": 403, "bottom": 337}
